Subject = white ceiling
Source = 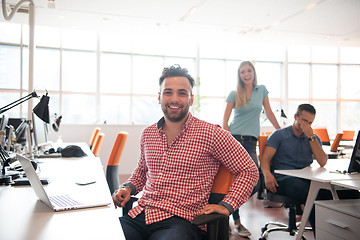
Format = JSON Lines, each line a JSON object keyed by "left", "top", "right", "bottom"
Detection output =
{"left": 2, "top": 0, "right": 360, "bottom": 47}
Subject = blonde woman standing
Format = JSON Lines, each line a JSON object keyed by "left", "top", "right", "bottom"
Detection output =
{"left": 223, "top": 61, "right": 280, "bottom": 237}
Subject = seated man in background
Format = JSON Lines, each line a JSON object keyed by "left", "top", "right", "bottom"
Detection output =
{"left": 261, "top": 103, "right": 359, "bottom": 233}
{"left": 112, "top": 65, "right": 259, "bottom": 240}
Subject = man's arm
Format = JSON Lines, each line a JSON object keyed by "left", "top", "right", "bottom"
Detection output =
{"left": 209, "top": 128, "right": 259, "bottom": 214}
{"left": 299, "top": 120, "right": 328, "bottom": 167}
{"left": 260, "top": 145, "right": 278, "bottom": 193}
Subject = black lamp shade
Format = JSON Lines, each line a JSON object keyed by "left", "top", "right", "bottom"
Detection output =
{"left": 33, "top": 95, "right": 50, "bottom": 123}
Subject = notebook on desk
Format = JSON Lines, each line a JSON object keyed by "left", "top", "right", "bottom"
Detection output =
{"left": 16, "top": 154, "right": 111, "bottom": 211}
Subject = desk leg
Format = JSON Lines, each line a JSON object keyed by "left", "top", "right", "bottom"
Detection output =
{"left": 295, "top": 181, "right": 332, "bottom": 240}
{"left": 330, "top": 184, "right": 339, "bottom": 200}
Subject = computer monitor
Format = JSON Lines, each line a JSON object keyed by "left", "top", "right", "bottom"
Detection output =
{"left": 6, "top": 118, "right": 27, "bottom": 145}
{"left": 32, "top": 112, "right": 48, "bottom": 149}
{"left": 347, "top": 130, "right": 360, "bottom": 173}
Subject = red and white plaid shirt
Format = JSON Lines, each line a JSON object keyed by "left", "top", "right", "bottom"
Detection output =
{"left": 126, "top": 113, "right": 258, "bottom": 225}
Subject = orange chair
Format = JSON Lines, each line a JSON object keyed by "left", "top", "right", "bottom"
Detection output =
{"left": 89, "top": 127, "right": 101, "bottom": 149}
{"left": 313, "top": 128, "right": 330, "bottom": 146}
{"left": 330, "top": 133, "right": 343, "bottom": 152}
{"left": 91, "top": 132, "right": 104, "bottom": 157}
{"left": 258, "top": 136, "right": 269, "bottom": 161}
{"left": 192, "top": 164, "right": 234, "bottom": 240}
{"left": 342, "top": 130, "right": 355, "bottom": 141}
{"left": 106, "top": 131, "right": 129, "bottom": 195}
{"left": 124, "top": 163, "right": 235, "bottom": 240}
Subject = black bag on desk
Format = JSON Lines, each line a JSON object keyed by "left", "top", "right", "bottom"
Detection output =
{"left": 57, "top": 145, "right": 87, "bottom": 157}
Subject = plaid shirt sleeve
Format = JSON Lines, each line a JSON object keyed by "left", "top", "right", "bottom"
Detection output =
{"left": 211, "top": 125, "right": 259, "bottom": 212}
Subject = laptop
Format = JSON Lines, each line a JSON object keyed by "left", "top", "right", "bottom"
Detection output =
{"left": 333, "top": 130, "right": 360, "bottom": 174}
{"left": 16, "top": 154, "right": 111, "bottom": 211}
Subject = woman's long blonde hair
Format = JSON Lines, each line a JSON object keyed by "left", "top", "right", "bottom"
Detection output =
{"left": 235, "top": 61, "right": 258, "bottom": 108}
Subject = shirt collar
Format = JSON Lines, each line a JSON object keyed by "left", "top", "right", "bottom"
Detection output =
{"left": 156, "top": 113, "right": 194, "bottom": 132}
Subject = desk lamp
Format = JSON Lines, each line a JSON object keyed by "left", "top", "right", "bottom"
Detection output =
{"left": 261, "top": 108, "right": 288, "bottom": 126}
{"left": 52, "top": 115, "right": 62, "bottom": 132}
{"left": 0, "top": 92, "right": 50, "bottom": 185}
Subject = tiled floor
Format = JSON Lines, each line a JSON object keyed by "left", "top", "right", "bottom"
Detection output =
{"left": 119, "top": 175, "right": 314, "bottom": 240}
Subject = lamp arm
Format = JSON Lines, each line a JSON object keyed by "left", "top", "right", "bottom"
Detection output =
{"left": 0, "top": 92, "right": 38, "bottom": 114}
{"left": 2, "top": 0, "right": 33, "bottom": 21}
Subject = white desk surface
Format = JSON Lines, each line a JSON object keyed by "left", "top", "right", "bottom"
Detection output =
{"left": 275, "top": 158, "right": 360, "bottom": 182}
{"left": 0, "top": 152, "right": 125, "bottom": 240}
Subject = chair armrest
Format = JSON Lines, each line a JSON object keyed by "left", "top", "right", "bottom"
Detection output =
{"left": 122, "top": 196, "right": 138, "bottom": 215}
{"left": 191, "top": 213, "right": 228, "bottom": 225}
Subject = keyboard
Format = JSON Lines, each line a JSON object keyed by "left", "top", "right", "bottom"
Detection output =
{"left": 49, "top": 195, "right": 82, "bottom": 207}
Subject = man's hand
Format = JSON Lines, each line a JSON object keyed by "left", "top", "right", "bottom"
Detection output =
{"left": 264, "top": 172, "right": 278, "bottom": 193}
{"left": 112, "top": 187, "right": 131, "bottom": 208}
{"left": 199, "top": 204, "right": 230, "bottom": 216}
{"left": 298, "top": 118, "right": 314, "bottom": 138}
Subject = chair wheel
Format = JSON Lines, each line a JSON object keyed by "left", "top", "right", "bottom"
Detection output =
{"left": 259, "top": 238, "right": 266, "bottom": 240}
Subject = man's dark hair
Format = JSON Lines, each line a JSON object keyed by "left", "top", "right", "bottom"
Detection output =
{"left": 296, "top": 103, "right": 316, "bottom": 116}
{"left": 159, "top": 64, "right": 195, "bottom": 88}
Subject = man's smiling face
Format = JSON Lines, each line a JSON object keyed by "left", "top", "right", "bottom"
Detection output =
{"left": 158, "top": 76, "right": 194, "bottom": 123}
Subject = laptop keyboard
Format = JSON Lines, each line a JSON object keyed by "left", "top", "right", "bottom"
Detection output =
{"left": 49, "top": 195, "right": 82, "bottom": 207}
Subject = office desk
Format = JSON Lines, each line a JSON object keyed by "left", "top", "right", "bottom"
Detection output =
{"left": 331, "top": 179, "right": 360, "bottom": 191}
{"left": 0, "top": 155, "right": 125, "bottom": 240}
{"left": 275, "top": 159, "right": 360, "bottom": 240}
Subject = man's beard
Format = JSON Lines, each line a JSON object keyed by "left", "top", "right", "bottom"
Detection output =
{"left": 162, "top": 103, "right": 190, "bottom": 122}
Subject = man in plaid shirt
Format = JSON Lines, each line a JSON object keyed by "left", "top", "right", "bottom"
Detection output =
{"left": 112, "top": 65, "right": 259, "bottom": 240}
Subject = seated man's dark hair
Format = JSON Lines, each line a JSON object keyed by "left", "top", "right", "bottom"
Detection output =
{"left": 296, "top": 103, "right": 316, "bottom": 116}
{"left": 159, "top": 64, "right": 195, "bottom": 88}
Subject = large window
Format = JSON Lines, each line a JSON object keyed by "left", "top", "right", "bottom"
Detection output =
{"left": 0, "top": 22, "right": 360, "bottom": 135}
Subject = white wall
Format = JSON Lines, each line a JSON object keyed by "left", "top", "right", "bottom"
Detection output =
{"left": 47, "top": 124, "right": 146, "bottom": 175}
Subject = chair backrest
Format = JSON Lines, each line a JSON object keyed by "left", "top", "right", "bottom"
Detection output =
{"left": 106, "top": 131, "right": 129, "bottom": 195}
{"left": 209, "top": 164, "right": 234, "bottom": 204}
{"left": 89, "top": 127, "right": 101, "bottom": 149}
{"left": 313, "top": 128, "right": 330, "bottom": 146}
{"left": 258, "top": 135, "right": 269, "bottom": 161}
{"left": 330, "top": 133, "right": 343, "bottom": 152}
{"left": 91, "top": 132, "right": 104, "bottom": 157}
{"left": 342, "top": 130, "right": 355, "bottom": 141}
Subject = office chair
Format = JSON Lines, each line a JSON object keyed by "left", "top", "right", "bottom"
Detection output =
{"left": 192, "top": 164, "right": 234, "bottom": 240}
{"left": 257, "top": 136, "right": 268, "bottom": 200}
{"left": 342, "top": 130, "right": 355, "bottom": 141}
{"left": 330, "top": 133, "right": 343, "bottom": 152}
{"left": 89, "top": 127, "right": 101, "bottom": 150}
{"left": 259, "top": 191, "right": 311, "bottom": 240}
{"left": 313, "top": 128, "right": 330, "bottom": 146}
{"left": 258, "top": 137, "right": 311, "bottom": 240}
{"left": 106, "top": 131, "right": 128, "bottom": 195}
{"left": 327, "top": 133, "right": 343, "bottom": 159}
{"left": 91, "top": 132, "right": 104, "bottom": 157}
{"left": 123, "top": 164, "right": 234, "bottom": 240}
